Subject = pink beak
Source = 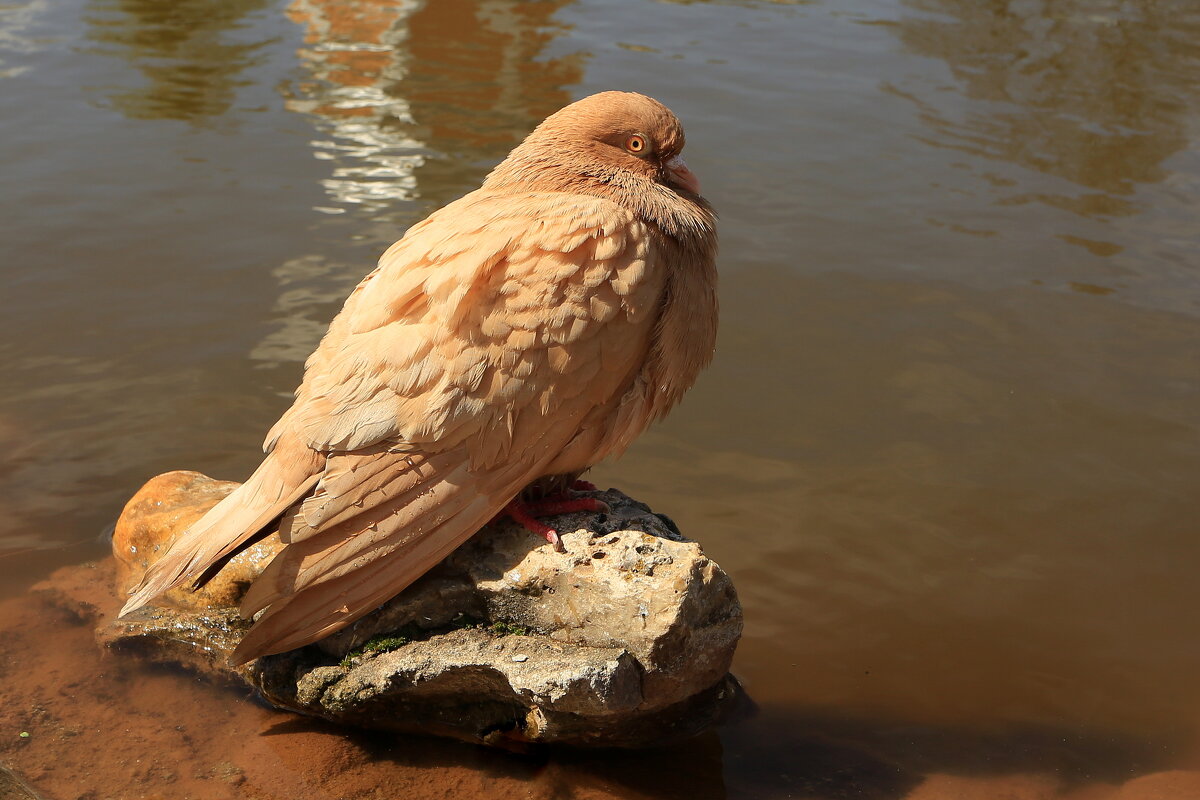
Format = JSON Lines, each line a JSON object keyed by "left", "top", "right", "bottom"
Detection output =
{"left": 665, "top": 154, "right": 701, "bottom": 195}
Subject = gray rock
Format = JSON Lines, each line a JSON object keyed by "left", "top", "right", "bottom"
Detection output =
{"left": 100, "top": 473, "right": 744, "bottom": 747}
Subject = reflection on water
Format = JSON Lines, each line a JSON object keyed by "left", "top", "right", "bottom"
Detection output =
{"left": 402, "top": 0, "right": 583, "bottom": 202}
{"left": 284, "top": 0, "right": 423, "bottom": 211}
{"left": 84, "top": 0, "right": 272, "bottom": 120}
{"left": 251, "top": 0, "right": 585, "bottom": 369}
{"left": 0, "top": 0, "right": 49, "bottom": 80}
{"left": 284, "top": 0, "right": 582, "bottom": 215}
{"left": 890, "top": 0, "right": 1200, "bottom": 218}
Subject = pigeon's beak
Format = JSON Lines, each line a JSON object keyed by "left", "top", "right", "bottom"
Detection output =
{"left": 664, "top": 154, "right": 701, "bottom": 195}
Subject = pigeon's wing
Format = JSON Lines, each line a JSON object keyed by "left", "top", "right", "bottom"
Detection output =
{"left": 230, "top": 190, "right": 668, "bottom": 661}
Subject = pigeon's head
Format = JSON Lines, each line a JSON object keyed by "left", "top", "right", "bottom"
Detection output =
{"left": 488, "top": 91, "right": 704, "bottom": 200}
{"left": 545, "top": 91, "right": 700, "bottom": 196}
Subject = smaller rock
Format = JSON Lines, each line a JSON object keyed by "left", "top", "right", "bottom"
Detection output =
{"left": 112, "top": 471, "right": 285, "bottom": 610}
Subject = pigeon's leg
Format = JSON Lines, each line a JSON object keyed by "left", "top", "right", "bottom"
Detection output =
{"left": 498, "top": 481, "right": 608, "bottom": 552}
{"left": 501, "top": 499, "right": 566, "bottom": 552}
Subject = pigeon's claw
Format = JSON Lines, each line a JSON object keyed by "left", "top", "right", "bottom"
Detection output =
{"left": 502, "top": 499, "right": 566, "bottom": 552}
{"left": 499, "top": 493, "right": 609, "bottom": 553}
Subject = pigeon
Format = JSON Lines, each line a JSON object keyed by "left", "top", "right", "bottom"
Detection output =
{"left": 120, "top": 91, "right": 719, "bottom": 663}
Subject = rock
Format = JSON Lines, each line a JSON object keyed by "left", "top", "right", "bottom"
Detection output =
{"left": 100, "top": 471, "right": 745, "bottom": 748}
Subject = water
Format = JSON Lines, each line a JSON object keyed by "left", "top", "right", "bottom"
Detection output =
{"left": 3, "top": 0, "right": 1200, "bottom": 796}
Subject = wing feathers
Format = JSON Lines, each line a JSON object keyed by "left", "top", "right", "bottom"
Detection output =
{"left": 288, "top": 448, "right": 433, "bottom": 537}
{"left": 279, "top": 193, "right": 646, "bottom": 456}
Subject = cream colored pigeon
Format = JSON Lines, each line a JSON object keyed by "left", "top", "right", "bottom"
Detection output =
{"left": 120, "top": 91, "right": 719, "bottom": 664}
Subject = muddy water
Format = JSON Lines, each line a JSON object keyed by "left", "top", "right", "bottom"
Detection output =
{"left": 3, "top": 0, "right": 1200, "bottom": 797}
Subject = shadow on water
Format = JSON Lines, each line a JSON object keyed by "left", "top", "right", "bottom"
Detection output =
{"left": 83, "top": 0, "right": 273, "bottom": 121}
{"left": 251, "top": 695, "right": 1179, "bottom": 800}
{"left": 256, "top": 717, "right": 731, "bottom": 800}
{"left": 715, "top": 705, "right": 1179, "bottom": 800}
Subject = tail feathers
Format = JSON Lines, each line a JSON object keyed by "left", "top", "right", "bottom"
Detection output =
{"left": 231, "top": 451, "right": 535, "bottom": 663}
{"left": 239, "top": 458, "right": 475, "bottom": 617}
{"left": 231, "top": 484, "right": 502, "bottom": 663}
{"left": 119, "top": 444, "right": 323, "bottom": 617}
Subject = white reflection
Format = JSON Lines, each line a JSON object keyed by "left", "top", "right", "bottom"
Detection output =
{"left": 0, "top": 0, "right": 48, "bottom": 80}
{"left": 285, "top": 0, "right": 425, "bottom": 212}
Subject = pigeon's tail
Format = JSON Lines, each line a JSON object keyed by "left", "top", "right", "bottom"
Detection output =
{"left": 227, "top": 446, "right": 536, "bottom": 664}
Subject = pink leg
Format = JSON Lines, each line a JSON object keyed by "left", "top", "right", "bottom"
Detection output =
{"left": 524, "top": 496, "right": 608, "bottom": 517}
{"left": 503, "top": 499, "right": 565, "bottom": 552}
{"left": 498, "top": 485, "right": 608, "bottom": 553}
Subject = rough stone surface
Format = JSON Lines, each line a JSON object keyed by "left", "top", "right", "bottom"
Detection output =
{"left": 101, "top": 471, "right": 745, "bottom": 748}
{"left": 113, "top": 470, "right": 285, "bottom": 611}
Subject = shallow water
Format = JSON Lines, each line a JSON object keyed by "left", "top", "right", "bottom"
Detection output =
{"left": 3, "top": 0, "right": 1200, "bottom": 797}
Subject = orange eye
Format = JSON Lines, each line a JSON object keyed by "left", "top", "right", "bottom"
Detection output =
{"left": 624, "top": 134, "right": 647, "bottom": 154}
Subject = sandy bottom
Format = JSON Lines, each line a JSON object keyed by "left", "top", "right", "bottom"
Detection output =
{"left": 0, "top": 561, "right": 720, "bottom": 800}
{"left": 4, "top": 562, "right": 1200, "bottom": 800}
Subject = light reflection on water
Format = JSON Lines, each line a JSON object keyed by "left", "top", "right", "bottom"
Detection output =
{"left": 249, "top": 0, "right": 588, "bottom": 368}
{"left": 2, "top": 0, "right": 1200, "bottom": 797}
{"left": 284, "top": 0, "right": 424, "bottom": 212}
{"left": 893, "top": 0, "right": 1200, "bottom": 202}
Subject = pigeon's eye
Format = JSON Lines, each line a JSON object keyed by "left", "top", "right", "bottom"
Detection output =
{"left": 624, "top": 134, "right": 648, "bottom": 155}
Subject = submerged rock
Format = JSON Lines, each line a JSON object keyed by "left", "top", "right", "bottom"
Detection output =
{"left": 0, "top": 764, "right": 46, "bottom": 800}
{"left": 101, "top": 471, "right": 744, "bottom": 747}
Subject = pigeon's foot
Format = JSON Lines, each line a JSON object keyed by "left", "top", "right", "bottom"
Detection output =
{"left": 500, "top": 486, "right": 609, "bottom": 553}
